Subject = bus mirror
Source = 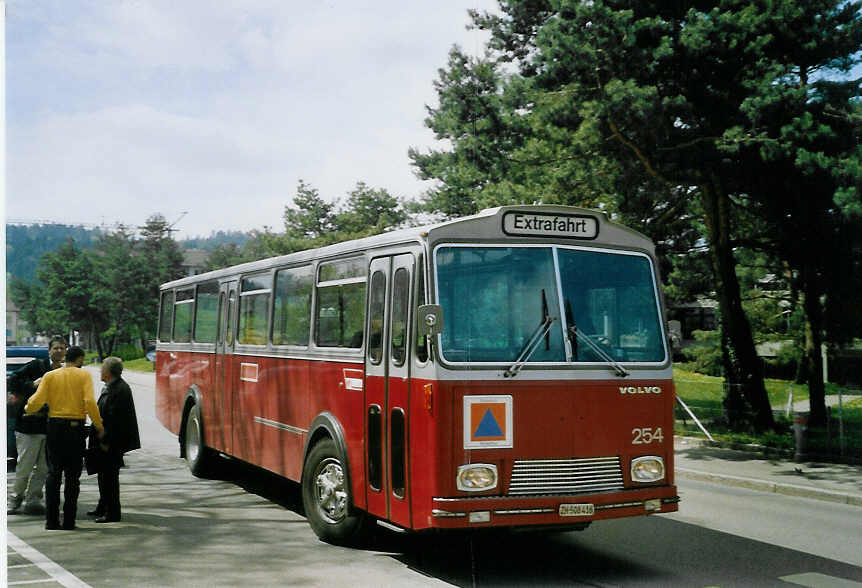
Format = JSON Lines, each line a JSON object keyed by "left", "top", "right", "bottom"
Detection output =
{"left": 417, "top": 305, "right": 444, "bottom": 338}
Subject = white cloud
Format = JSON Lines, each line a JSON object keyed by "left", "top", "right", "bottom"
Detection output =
{"left": 10, "top": 104, "right": 297, "bottom": 229}
{"left": 6, "top": 0, "right": 497, "bottom": 237}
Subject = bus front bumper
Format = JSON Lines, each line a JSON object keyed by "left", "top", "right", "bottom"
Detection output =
{"left": 428, "top": 486, "right": 679, "bottom": 529}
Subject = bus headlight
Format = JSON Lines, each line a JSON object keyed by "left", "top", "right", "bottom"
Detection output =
{"left": 631, "top": 456, "right": 665, "bottom": 483}
{"left": 457, "top": 464, "right": 498, "bottom": 492}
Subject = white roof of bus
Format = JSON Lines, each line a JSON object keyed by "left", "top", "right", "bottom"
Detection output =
{"left": 161, "top": 205, "right": 653, "bottom": 290}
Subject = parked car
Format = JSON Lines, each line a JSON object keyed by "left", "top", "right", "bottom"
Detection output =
{"left": 6, "top": 346, "right": 50, "bottom": 377}
{"left": 6, "top": 346, "right": 50, "bottom": 469}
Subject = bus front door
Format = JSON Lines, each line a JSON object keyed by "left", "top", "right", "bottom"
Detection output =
{"left": 364, "top": 254, "right": 413, "bottom": 529}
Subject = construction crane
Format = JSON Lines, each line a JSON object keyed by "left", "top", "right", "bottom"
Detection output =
{"left": 135, "top": 211, "right": 188, "bottom": 236}
{"left": 166, "top": 211, "right": 188, "bottom": 234}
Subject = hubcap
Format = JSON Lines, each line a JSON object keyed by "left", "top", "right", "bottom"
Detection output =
{"left": 314, "top": 458, "right": 347, "bottom": 523}
{"left": 186, "top": 415, "right": 201, "bottom": 463}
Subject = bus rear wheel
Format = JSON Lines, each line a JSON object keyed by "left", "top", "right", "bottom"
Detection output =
{"left": 184, "top": 403, "right": 215, "bottom": 477}
{"left": 301, "top": 438, "right": 365, "bottom": 545}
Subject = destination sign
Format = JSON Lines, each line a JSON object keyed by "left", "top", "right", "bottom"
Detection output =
{"left": 502, "top": 211, "right": 599, "bottom": 240}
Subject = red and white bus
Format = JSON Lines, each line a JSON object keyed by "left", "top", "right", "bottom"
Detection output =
{"left": 155, "top": 205, "right": 678, "bottom": 544}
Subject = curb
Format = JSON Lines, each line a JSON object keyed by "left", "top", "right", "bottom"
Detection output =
{"left": 675, "top": 467, "right": 862, "bottom": 507}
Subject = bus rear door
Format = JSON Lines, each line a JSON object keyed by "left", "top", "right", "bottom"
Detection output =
{"left": 364, "top": 253, "right": 414, "bottom": 529}
{"left": 215, "top": 280, "right": 237, "bottom": 455}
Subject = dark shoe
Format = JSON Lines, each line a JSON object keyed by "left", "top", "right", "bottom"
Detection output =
{"left": 61, "top": 522, "right": 76, "bottom": 530}
{"left": 86, "top": 509, "right": 104, "bottom": 517}
{"left": 45, "top": 522, "right": 61, "bottom": 530}
{"left": 95, "top": 516, "right": 120, "bottom": 523}
{"left": 7, "top": 499, "right": 23, "bottom": 515}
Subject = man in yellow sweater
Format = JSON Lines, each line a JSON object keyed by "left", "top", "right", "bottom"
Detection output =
{"left": 25, "top": 346, "right": 104, "bottom": 530}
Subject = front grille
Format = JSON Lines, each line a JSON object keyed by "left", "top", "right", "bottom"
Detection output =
{"left": 508, "top": 456, "right": 624, "bottom": 496}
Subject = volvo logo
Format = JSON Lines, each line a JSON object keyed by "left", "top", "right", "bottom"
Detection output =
{"left": 619, "top": 386, "right": 662, "bottom": 395}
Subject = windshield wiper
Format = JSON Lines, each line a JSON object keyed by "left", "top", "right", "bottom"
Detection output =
{"left": 504, "top": 316, "right": 556, "bottom": 378}
{"left": 564, "top": 299, "right": 577, "bottom": 359}
{"left": 505, "top": 290, "right": 556, "bottom": 378}
{"left": 564, "top": 298, "right": 629, "bottom": 378}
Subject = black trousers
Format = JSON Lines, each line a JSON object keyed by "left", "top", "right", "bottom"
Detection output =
{"left": 96, "top": 454, "right": 122, "bottom": 518}
{"left": 45, "top": 419, "right": 85, "bottom": 527}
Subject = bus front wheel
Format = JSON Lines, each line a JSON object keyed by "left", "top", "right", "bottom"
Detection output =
{"left": 301, "top": 438, "right": 365, "bottom": 545}
{"left": 184, "top": 403, "right": 214, "bottom": 477}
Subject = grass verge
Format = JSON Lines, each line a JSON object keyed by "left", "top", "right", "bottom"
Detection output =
{"left": 674, "top": 367, "right": 862, "bottom": 460}
{"left": 83, "top": 353, "right": 154, "bottom": 373}
{"left": 123, "top": 358, "right": 155, "bottom": 372}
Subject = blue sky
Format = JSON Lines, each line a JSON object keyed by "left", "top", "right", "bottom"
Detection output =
{"left": 5, "top": 1, "right": 496, "bottom": 238}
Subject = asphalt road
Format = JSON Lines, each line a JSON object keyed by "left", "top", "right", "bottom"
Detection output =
{"left": 6, "top": 368, "right": 862, "bottom": 587}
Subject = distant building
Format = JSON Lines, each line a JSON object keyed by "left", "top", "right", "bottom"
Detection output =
{"left": 181, "top": 249, "right": 209, "bottom": 277}
{"left": 667, "top": 297, "right": 718, "bottom": 343}
{"left": 668, "top": 274, "right": 786, "bottom": 352}
{"left": 5, "top": 295, "right": 39, "bottom": 345}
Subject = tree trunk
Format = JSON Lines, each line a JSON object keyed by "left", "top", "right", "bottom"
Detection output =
{"left": 94, "top": 330, "right": 104, "bottom": 361}
{"left": 800, "top": 280, "right": 827, "bottom": 427}
{"left": 701, "top": 177, "right": 775, "bottom": 432}
{"left": 720, "top": 327, "right": 748, "bottom": 427}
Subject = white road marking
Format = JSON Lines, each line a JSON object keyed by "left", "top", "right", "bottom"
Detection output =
{"left": 780, "top": 572, "right": 862, "bottom": 587}
{"left": 7, "top": 532, "right": 92, "bottom": 588}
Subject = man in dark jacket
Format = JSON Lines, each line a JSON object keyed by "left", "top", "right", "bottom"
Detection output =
{"left": 7, "top": 336, "right": 66, "bottom": 515}
{"left": 89, "top": 356, "right": 141, "bottom": 523}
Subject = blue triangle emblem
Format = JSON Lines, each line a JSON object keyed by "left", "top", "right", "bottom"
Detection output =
{"left": 474, "top": 408, "right": 504, "bottom": 438}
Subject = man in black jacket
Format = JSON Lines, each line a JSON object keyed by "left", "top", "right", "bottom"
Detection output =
{"left": 89, "top": 356, "right": 141, "bottom": 523}
{"left": 7, "top": 336, "right": 66, "bottom": 515}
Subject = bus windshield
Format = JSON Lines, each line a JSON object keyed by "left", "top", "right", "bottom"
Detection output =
{"left": 435, "top": 245, "right": 666, "bottom": 365}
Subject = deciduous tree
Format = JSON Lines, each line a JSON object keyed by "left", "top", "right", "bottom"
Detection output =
{"left": 11, "top": 217, "right": 185, "bottom": 359}
{"left": 335, "top": 182, "right": 407, "bottom": 237}
{"left": 284, "top": 180, "right": 337, "bottom": 240}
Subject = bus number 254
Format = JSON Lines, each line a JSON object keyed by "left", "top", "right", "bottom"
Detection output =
{"left": 632, "top": 427, "right": 664, "bottom": 445}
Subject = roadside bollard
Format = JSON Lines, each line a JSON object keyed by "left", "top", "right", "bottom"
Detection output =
{"left": 793, "top": 412, "right": 809, "bottom": 463}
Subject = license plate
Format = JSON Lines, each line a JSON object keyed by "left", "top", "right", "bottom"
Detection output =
{"left": 559, "top": 503, "right": 595, "bottom": 517}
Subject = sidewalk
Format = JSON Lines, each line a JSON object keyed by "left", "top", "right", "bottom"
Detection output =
{"left": 771, "top": 392, "right": 862, "bottom": 413}
{"left": 674, "top": 436, "right": 862, "bottom": 507}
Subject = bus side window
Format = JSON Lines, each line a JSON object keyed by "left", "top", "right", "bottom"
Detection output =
{"left": 272, "top": 266, "right": 313, "bottom": 346}
{"left": 238, "top": 273, "right": 272, "bottom": 345}
{"left": 158, "top": 291, "right": 174, "bottom": 342}
{"left": 193, "top": 280, "right": 219, "bottom": 343}
{"left": 173, "top": 288, "right": 194, "bottom": 343}
{"left": 316, "top": 258, "right": 367, "bottom": 349}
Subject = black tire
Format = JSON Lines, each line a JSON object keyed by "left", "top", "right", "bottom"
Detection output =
{"left": 301, "top": 438, "right": 366, "bottom": 545}
{"left": 184, "top": 403, "right": 215, "bottom": 477}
